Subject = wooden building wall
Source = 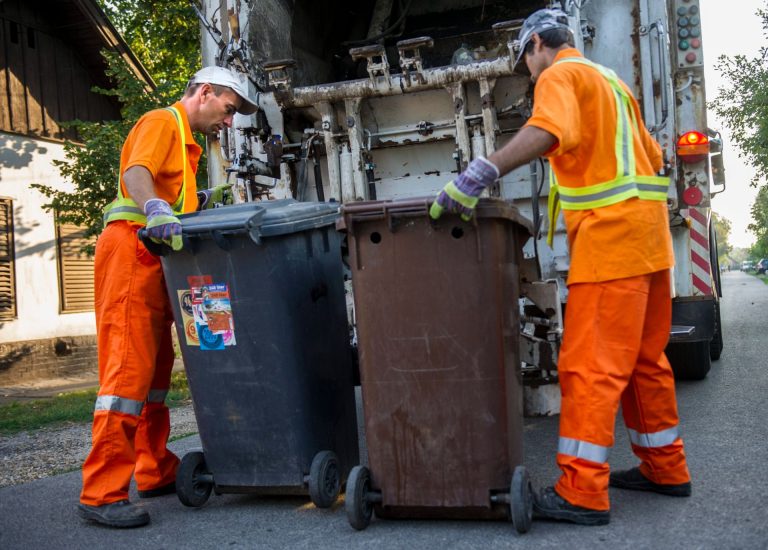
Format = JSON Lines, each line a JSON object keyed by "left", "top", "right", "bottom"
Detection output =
{"left": 0, "top": 0, "right": 121, "bottom": 141}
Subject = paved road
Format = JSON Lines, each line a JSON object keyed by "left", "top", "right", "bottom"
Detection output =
{"left": 1, "top": 271, "right": 766, "bottom": 549}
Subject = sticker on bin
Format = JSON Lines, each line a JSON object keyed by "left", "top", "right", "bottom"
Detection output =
{"left": 176, "top": 290, "right": 200, "bottom": 346}
{"left": 178, "top": 279, "right": 236, "bottom": 350}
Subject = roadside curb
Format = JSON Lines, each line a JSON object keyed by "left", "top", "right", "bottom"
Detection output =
{"left": 0, "top": 359, "right": 185, "bottom": 406}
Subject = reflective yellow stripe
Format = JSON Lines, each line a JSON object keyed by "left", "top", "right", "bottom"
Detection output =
{"left": 103, "top": 106, "right": 187, "bottom": 225}
{"left": 546, "top": 169, "right": 561, "bottom": 247}
{"left": 558, "top": 175, "right": 669, "bottom": 210}
{"left": 544, "top": 57, "right": 669, "bottom": 244}
{"left": 165, "top": 107, "right": 187, "bottom": 212}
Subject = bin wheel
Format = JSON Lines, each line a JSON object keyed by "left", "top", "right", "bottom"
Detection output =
{"left": 345, "top": 465, "right": 373, "bottom": 530}
{"left": 510, "top": 466, "right": 533, "bottom": 534}
{"left": 176, "top": 451, "right": 213, "bottom": 508}
{"left": 308, "top": 450, "right": 340, "bottom": 508}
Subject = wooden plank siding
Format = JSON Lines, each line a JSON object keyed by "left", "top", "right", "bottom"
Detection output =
{"left": 0, "top": 0, "right": 123, "bottom": 142}
{"left": 56, "top": 222, "right": 95, "bottom": 313}
{"left": 0, "top": 198, "right": 17, "bottom": 321}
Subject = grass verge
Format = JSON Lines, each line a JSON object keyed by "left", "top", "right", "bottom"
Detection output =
{"left": 0, "top": 372, "right": 191, "bottom": 437}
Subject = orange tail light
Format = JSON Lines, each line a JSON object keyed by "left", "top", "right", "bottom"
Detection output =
{"left": 677, "top": 131, "right": 709, "bottom": 163}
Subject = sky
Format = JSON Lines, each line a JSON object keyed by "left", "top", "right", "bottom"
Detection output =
{"left": 699, "top": 0, "right": 765, "bottom": 248}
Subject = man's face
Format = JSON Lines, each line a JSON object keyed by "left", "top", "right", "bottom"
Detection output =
{"left": 524, "top": 34, "right": 548, "bottom": 82}
{"left": 198, "top": 85, "right": 243, "bottom": 135}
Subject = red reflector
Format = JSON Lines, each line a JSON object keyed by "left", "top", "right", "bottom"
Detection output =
{"left": 677, "top": 131, "right": 709, "bottom": 163}
{"left": 683, "top": 186, "right": 703, "bottom": 206}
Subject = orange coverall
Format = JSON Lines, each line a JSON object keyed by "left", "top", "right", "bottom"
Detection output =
{"left": 525, "top": 49, "right": 691, "bottom": 511}
{"left": 80, "top": 102, "right": 201, "bottom": 506}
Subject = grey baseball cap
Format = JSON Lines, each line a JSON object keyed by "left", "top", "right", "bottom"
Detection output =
{"left": 513, "top": 8, "right": 573, "bottom": 75}
{"left": 190, "top": 66, "right": 258, "bottom": 115}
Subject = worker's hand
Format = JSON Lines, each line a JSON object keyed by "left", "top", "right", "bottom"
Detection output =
{"left": 429, "top": 157, "right": 500, "bottom": 221}
{"left": 144, "top": 199, "right": 183, "bottom": 251}
{"left": 197, "top": 183, "right": 234, "bottom": 210}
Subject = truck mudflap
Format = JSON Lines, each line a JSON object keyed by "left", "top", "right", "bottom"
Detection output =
{"left": 666, "top": 297, "right": 719, "bottom": 380}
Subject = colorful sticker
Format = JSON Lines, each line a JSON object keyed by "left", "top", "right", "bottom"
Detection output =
{"left": 178, "top": 277, "right": 236, "bottom": 350}
{"left": 197, "top": 323, "right": 225, "bottom": 350}
{"left": 177, "top": 290, "right": 199, "bottom": 346}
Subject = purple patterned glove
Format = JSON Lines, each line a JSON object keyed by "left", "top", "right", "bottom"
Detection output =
{"left": 430, "top": 157, "right": 500, "bottom": 221}
{"left": 144, "top": 199, "right": 183, "bottom": 251}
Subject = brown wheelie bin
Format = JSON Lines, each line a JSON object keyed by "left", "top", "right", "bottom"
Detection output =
{"left": 340, "top": 198, "right": 534, "bottom": 533}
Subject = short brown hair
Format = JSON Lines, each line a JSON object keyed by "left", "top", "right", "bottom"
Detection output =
{"left": 184, "top": 81, "right": 229, "bottom": 97}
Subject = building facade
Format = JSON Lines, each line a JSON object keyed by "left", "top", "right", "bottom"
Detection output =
{"left": 0, "top": 0, "right": 151, "bottom": 384}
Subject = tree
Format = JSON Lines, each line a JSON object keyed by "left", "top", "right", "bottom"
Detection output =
{"left": 712, "top": 212, "right": 733, "bottom": 266}
{"left": 748, "top": 185, "right": 768, "bottom": 259}
{"left": 711, "top": 7, "right": 768, "bottom": 189}
{"left": 31, "top": 0, "right": 202, "bottom": 243}
{"left": 712, "top": 5, "right": 768, "bottom": 258}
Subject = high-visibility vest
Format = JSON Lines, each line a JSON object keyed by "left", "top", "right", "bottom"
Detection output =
{"left": 102, "top": 106, "right": 189, "bottom": 226}
{"left": 546, "top": 57, "right": 669, "bottom": 246}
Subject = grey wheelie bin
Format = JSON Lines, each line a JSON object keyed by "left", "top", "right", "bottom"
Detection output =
{"left": 142, "top": 199, "right": 359, "bottom": 509}
{"left": 340, "top": 198, "right": 534, "bottom": 533}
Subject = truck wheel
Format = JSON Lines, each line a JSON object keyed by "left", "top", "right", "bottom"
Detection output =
{"left": 176, "top": 451, "right": 213, "bottom": 507}
{"left": 509, "top": 466, "right": 533, "bottom": 534}
{"left": 710, "top": 301, "right": 723, "bottom": 361}
{"left": 345, "top": 465, "right": 373, "bottom": 530}
{"left": 308, "top": 450, "right": 340, "bottom": 508}
{"left": 666, "top": 340, "right": 711, "bottom": 380}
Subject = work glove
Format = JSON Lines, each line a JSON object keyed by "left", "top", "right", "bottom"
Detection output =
{"left": 429, "top": 157, "right": 500, "bottom": 221}
{"left": 197, "top": 183, "right": 234, "bottom": 210}
{"left": 144, "top": 198, "right": 183, "bottom": 251}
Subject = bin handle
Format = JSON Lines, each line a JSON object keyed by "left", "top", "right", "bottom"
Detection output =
{"left": 138, "top": 207, "right": 267, "bottom": 254}
{"left": 343, "top": 198, "right": 485, "bottom": 269}
{"left": 138, "top": 228, "right": 193, "bottom": 257}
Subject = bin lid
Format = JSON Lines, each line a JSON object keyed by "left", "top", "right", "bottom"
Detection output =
{"left": 179, "top": 199, "right": 341, "bottom": 240}
{"left": 340, "top": 197, "right": 533, "bottom": 236}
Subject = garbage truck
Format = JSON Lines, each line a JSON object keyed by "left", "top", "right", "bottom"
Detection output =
{"left": 192, "top": 0, "right": 725, "bottom": 412}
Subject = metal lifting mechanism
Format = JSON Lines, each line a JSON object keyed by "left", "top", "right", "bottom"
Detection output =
{"left": 349, "top": 44, "right": 391, "bottom": 84}
{"left": 263, "top": 59, "right": 296, "bottom": 95}
{"left": 396, "top": 36, "right": 433, "bottom": 87}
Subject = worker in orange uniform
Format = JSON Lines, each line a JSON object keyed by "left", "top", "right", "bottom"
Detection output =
{"left": 78, "top": 66, "right": 257, "bottom": 528}
{"left": 431, "top": 8, "right": 691, "bottom": 526}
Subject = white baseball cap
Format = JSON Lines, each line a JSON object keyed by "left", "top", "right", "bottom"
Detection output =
{"left": 190, "top": 66, "right": 258, "bottom": 115}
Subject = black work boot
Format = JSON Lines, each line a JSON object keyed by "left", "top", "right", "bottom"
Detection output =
{"left": 138, "top": 481, "right": 176, "bottom": 498}
{"left": 533, "top": 487, "right": 610, "bottom": 526}
{"left": 78, "top": 500, "right": 150, "bottom": 528}
{"left": 609, "top": 467, "right": 691, "bottom": 497}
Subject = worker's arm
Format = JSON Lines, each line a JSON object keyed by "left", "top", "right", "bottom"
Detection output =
{"left": 488, "top": 126, "right": 557, "bottom": 177}
{"left": 430, "top": 126, "right": 557, "bottom": 221}
{"left": 123, "top": 165, "right": 158, "bottom": 211}
{"left": 124, "top": 165, "right": 183, "bottom": 251}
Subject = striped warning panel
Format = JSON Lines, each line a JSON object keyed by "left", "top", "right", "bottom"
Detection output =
{"left": 688, "top": 207, "right": 712, "bottom": 296}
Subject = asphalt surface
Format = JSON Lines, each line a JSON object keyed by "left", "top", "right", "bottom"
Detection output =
{"left": 1, "top": 270, "right": 766, "bottom": 549}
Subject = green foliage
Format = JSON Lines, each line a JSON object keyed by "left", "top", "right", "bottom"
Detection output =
{"left": 749, "top": 185, "right": 768, "bottom": 259}
{"left": 31, "top": 0, "right": 203, "bottom": 243}
{"left": 712, "top": 5, "right": 768, "bottom": 261}
{"left": 712, "top": 212, "right": 732, "bottom": 266}
{"left": 711, "top": 7, "right": 768, "bottom": 189}
{"left": 100, "top": 0, "right": 202, "bottom": 98}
